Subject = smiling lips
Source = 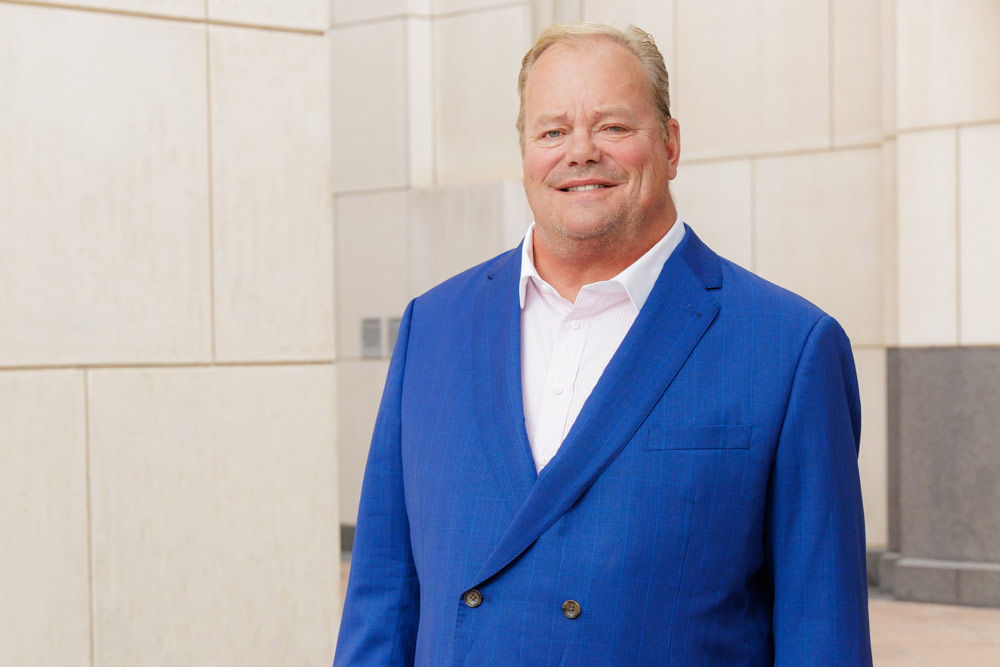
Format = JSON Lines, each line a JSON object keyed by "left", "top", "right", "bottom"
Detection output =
{"left": 556, "top": 179, "right": 619, "bottom": 192}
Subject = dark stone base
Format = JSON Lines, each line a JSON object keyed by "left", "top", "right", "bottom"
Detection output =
{"left": 885, "top": 346, "right": 1000, "bottom": 608}
{"left": 866, "top": 548, "right": 884, "bottom": 587}
{"left": 891, "top": 557, "right": 1000, "bottom": 607}
{"left": 341, "top": 523, "right": 355, "bottom": 555}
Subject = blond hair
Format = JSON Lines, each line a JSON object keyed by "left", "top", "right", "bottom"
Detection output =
{"left": 516, "top": 23, "right": 672, "bottom": 147}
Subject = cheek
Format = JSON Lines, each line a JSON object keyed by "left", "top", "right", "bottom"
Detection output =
{"left": 608, "top": 144, "right": 650, "bottom": 172}
{"left": 522, "top": 150, "right": 559, "bottom": 185}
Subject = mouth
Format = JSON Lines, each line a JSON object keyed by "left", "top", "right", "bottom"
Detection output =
{"left": 560, "top": 184, "right": 610, "bottom": 192}
{"left": 556, "top": 179, "right": 618, "bottom": 192}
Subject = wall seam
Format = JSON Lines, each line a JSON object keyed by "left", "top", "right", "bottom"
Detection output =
{"left": 0, "top": 360, "right": 338, "bottom": 372}
{"left": 897, "top": 118, "right": 1000, "bottom": 135}
{"left": 828, "top": 0, "right": 835, "bottom": 148}
{"left": 672, "top": 0, "right": 678, "bottom": 109}
{"left": 682, "top": 142, "right": 883, "bottom": 166}
{"left": 749, "top": 158, "right": 757, "bottom": 272}
{"left": 430, "top": 16, "right": 439, "bottom": 187}
{"left": 204, "top": 22, "right": 217, "bottom": 363}
{"left": 954, "top": 126, "right": 962, "bottom": 344}
{"left": 404, "top": 17, "right": 413, "bottom": 190}
{"left": 335, "top": 184, "right": 416, "bottom": 197}
{"left": 83, "top": 369, "right": 95, "bottom": 667}
{"left": 0, "top": 0, "right": 325, "bottom": 34}
{"left": 436, "top": 1, "right": 527, "bottom": 23}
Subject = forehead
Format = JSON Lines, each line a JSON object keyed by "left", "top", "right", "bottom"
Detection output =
{"left": 523, "top": 38, "right": 652, "bottom": 122}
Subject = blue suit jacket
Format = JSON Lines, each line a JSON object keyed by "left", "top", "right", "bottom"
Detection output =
{"left": 335, "top": 226, "right": 872, "bottom": 665}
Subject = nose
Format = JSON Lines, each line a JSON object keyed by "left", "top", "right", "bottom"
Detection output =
{"left": 565, "top": 130, "right": 601, "bottom": 166}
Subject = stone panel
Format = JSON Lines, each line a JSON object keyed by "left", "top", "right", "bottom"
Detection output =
{"left": 434, "top": 0, "right": 521, "bottom": 13}
{"left": 335, "top": 192, "right": 410, "bottom": 359}
{"left": 88, "top": 365, "right": 339, "bottom": 666}
{"left": 881, "top": 139, "right": 898, "bottom": 346}
{"left": 958, "top": 123, "right": 1000, "bottom": 345}
{"left": 332, "top": 0, "right": 408, "bottom": 24}
{"left": 959, "top": 566, "right": 1000, "bottom": 609}
{"left": 338, "top": 360, "right": 391, "bottom": 525}
{"left": 832, "top": 0, "right": 881, "bottom": 146}
{"left": 894, "top": 558, "right": 959, "bottom": 605}
{"left": 0, "top": 371, "right": 89, "bottom": 665}
{"left": 671, "top": 159, "right": 752, "bottom": 270}
{"left": 856, "top": 347, "right": 888, "bottom": 547}
{"left": 755, "top": 148, "right": 883, "bottom": 346}
{"left": 208, "top": 0, "right": 328, "bottom": 31}
{"left": 433, "top": 5, "right": 530, "bottom": 183}
{"left": 674, "top": 0, "right": 829, "bottom": 159}
{"left": 15, "top": 0, "right": 204, "bottom": 18}
{"left": 896, "top": 0, "right": 1000, "bottom": 130}
{"left": 879, "top": 0, "right": 895, "bottom": 136}
{"left": 408, "top": 181, "right": 530, "bottom": 296}
{"left": 209, "top": 27, "right": 334, "bottom": 362}
{"left": 0, "top": 5, "right": 211, "bottom": 366}
{"left": 330, "top": 19, "right": 409, "bottom": 193}
{"left": 894, "top": 348, "right": 1000, "bottom": 562}
{"left": 896, "top": 129, "right": 958, "bottom": 346}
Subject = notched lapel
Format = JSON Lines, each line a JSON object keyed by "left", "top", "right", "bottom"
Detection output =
{"left": 472, "top": 227, "right": 722, "bottom": 587}
{"left": 471, "top": 246, "right": 537, "bottom": 523}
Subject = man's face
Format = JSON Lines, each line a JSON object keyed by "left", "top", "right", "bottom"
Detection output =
{"left": 521, "top": 39, "right": 679, "bottom": 249}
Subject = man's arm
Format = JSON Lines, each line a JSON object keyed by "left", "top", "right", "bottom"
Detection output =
{"left": 765, "top": 314, "right": 872, "bottom": 665}
{"left": 335, "top": 301, "right": 419, "bottom": 666}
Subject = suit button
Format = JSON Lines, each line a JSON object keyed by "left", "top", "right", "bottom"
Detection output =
{"left": 463, "top": 589, "right": 483, "bottom": 608}
{"left": 562, "top": 600, "right": 581, "bottom": 619}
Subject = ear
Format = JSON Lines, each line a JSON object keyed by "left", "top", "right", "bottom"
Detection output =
{"left": 663, "top": 118, "right": 681, "bottom": 180}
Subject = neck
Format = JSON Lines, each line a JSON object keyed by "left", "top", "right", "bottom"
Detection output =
{"left": 531, "top": 207, "right": 677, "bottom": 303}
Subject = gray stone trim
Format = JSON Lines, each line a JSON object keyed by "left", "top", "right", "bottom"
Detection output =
{"left": 893, "top": 558, "right": 1000, "bottom": 608}
{"left": 341, "top": 524, "right": 355, "bottom": 554}
{"left": 866, "top": 548, "right": 886, "bottom": 587}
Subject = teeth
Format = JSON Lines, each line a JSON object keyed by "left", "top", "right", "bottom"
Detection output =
{"left": 565, "top": 184, "right": 607, "bottom": 191}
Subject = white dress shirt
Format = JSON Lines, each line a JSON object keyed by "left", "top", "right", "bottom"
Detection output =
{"left": 519, "top": 218, "right": 686, "bottom": 472}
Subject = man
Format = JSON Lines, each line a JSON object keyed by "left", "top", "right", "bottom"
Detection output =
{"left": 336, "top": 23, "right": 871, "bottom": 665}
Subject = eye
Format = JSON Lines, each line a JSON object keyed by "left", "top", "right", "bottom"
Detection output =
{"left": 544, "top": 130, "right": 563, "bottom": 139}
{"left": 605, "top": 125, "right": 626, "bottom": 133}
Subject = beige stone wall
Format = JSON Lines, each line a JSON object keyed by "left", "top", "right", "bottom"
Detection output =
{"left": 1, "top": 1, "right": 338, "bottom": 664}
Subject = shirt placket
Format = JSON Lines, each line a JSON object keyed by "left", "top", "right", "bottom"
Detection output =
{"left": 535, "top": 303, "right": 589, "bottom": 470}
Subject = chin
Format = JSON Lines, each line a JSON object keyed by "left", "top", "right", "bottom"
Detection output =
{"left": 552, "top": 215, "right": 627, "bottom": 242}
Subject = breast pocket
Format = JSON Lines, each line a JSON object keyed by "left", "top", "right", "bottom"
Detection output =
{"left": 645, "top": 424, "right": 751, "bottom": 450}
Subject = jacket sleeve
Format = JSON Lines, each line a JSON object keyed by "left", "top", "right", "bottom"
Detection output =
{"left": 335, "top": 300, "right": 419, "bottom": 666}
{"left": 765, "top": 314, "right": 873, "bottom": 665}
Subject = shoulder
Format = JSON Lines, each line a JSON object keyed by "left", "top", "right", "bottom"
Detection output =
{"left": 682, "top": 226, "right": 846, "bottom": 351}
{"left": 722, "top": 258, "right": 826, "bottom": 322}
{"left": 409, "top": 246, "right": 519, "bottom": 313}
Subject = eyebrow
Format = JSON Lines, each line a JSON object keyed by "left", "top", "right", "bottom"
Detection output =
{"left": 529, "top": 106, "right": 639, "bottom": 129}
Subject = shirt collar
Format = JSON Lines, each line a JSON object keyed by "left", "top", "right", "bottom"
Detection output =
{"left": 518, "top": 216, "right": 686, "bottom": 310}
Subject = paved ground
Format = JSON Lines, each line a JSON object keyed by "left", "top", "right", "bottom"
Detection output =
{"left": 870, "top": 595, "right": 1000, "bottom": 665}
{"left": 340, "top": 561, "right": 1000, "bottom": 664}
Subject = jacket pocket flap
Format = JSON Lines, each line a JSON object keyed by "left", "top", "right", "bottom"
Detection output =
{"left": 646, "top": 424, "right": 751, "bottom": 450}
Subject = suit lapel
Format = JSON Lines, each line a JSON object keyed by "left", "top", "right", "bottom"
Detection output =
{"left": 472, "top": 226, "right": 723, "bottom": 587}
{"left": 471, "top": 245, "right": 537, "bottom": 521}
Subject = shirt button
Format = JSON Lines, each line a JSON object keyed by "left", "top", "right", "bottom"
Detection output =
{"left": 569, "top": 320, "right": 581, "bottom": 330}
{"left": 463, "top": 589, "right": 483, "bottom": 608}
{"left": 562, "top": 600, "right": 581, "bottom": 619}
{"left": 553, "top": 386, "right": 564, "bottom": 395}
